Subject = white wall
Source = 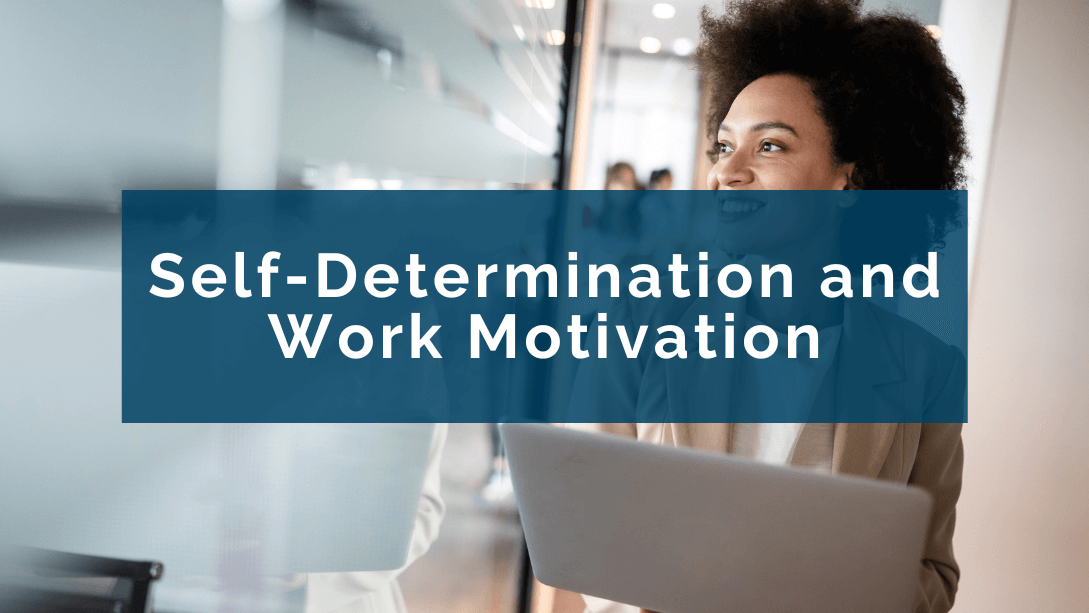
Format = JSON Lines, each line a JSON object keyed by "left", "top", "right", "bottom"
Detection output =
{"left": 938, "top": 0, "right": 1014, "bottom": 278}
{"left": 957, "top": 0, "right": 1089, "bottom": 610}
{"left": 583, "top": 52, "right": 700, "bottom": 190}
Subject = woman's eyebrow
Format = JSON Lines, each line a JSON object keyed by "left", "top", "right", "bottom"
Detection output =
{"left": 752, "top": 121, "right": 798, "bottom": 136}
{"left": 719, "top": 121, "right": 799, "bottom": 136}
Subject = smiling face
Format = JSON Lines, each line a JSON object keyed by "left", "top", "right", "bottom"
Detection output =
{"left": 707, "top": 73, "right": 856, "bottom": 258}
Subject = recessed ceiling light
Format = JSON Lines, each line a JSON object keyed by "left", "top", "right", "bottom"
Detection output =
{"left": 651, "top": 3, "right": 676, "bottom": 19}
{"left": 926, "top": 24, "right": 941, "bottom": 40}
{"left": 672, "top": 37, "right": 694, "bottom": 56}
{"left": 639, "top": 37, "right": 662, "bottom": 53}
{"left": 545, "top": 29, "right": 565, "bottom": 45}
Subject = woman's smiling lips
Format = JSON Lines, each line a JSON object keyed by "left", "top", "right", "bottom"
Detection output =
{"left": 717, "top": 197, "right": 767, "bottom": 222}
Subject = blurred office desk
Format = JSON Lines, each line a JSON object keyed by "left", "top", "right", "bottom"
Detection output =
{"left": 0, "top": 546, "right": 163, "bottom": 613}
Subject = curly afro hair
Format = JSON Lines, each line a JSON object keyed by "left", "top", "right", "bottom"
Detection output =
{"left": 694, "top": 0, "right": 967, "bottom": 273}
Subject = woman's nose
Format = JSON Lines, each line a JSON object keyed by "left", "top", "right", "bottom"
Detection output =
{"left": 707, "top": 151, "right": 753, "bottom": 190}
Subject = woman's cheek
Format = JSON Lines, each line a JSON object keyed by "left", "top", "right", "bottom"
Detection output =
{"left": 707, "top": 163, "right": 724, "bottom": 190}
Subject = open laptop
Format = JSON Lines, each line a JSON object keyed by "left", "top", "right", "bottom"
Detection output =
{"left": 500, "top": 423, "right": 932, "bottom": 613}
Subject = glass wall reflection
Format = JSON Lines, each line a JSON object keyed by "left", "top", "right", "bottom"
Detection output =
{"left": 0, "top": 1, "right": 570, "bottom": 612}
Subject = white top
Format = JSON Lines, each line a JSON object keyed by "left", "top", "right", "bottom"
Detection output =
{"left": 731, "top": 317, "right": 842, "bottom": 473}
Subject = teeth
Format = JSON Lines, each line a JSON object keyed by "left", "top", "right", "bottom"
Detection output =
{"left": 721, "top": 201, "right": 763, "bottom": 213}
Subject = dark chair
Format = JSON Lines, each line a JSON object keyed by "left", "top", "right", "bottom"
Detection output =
{"left": 0, "top": 546, "right": 163, "bottom": 613}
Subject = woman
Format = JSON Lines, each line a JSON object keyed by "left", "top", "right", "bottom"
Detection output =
{"left": 570, "top": 1, "right": 967, "bottom": 612}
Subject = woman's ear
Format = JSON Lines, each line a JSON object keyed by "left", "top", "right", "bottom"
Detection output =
{"left": 838, "top": 163, "right": 861, "bottom": 205}
{"left": 842, "top": 164, "right": 862, "bottom": 190}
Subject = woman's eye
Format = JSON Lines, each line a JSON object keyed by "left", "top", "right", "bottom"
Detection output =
{"left": 760, "top": 141, "right": 784, "bottom": 152}
{"left": 717, "top": 142, "right": 734, "bottom": 155}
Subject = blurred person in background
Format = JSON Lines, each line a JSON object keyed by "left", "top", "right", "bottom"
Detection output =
{"left": 304, "top": 425, "right": 448, "bottom": 613}
{"left": 481, "top": 424, "right": 515, "bottom": 503}
{"left": 647, "top": 169, "right": 673, "bottom": 190}
{"left": 571, "top": 0, "right": 967, "bottom": 612}
{"left": 604, "top": 162, "right": 642, "bottom": 190}
{"left": 301, "top": 297, "right": 452, "bottom": 613}
{"left": 595, "top": 162, "right": 644, "bottom": 237}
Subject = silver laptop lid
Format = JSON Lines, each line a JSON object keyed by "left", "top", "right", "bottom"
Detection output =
{"left": 502, "top": 423, "right": 932, "bottom": 613}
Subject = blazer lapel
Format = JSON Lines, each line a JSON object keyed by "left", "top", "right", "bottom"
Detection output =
{"left": 832, "top": 299, "right": 906, "bottom": 478}
{"left": 663, "top": 291, "right": 743, "bottom": 453}
{"left": 831, "top": 423, "right": 899, "bottom": 477}
{"left": 660, "top": 294, "right": 907, "bottom": 470}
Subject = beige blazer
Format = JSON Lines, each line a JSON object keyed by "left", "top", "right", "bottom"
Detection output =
{"left": 568, "top": 291, "right": 966, "bottom": 613}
